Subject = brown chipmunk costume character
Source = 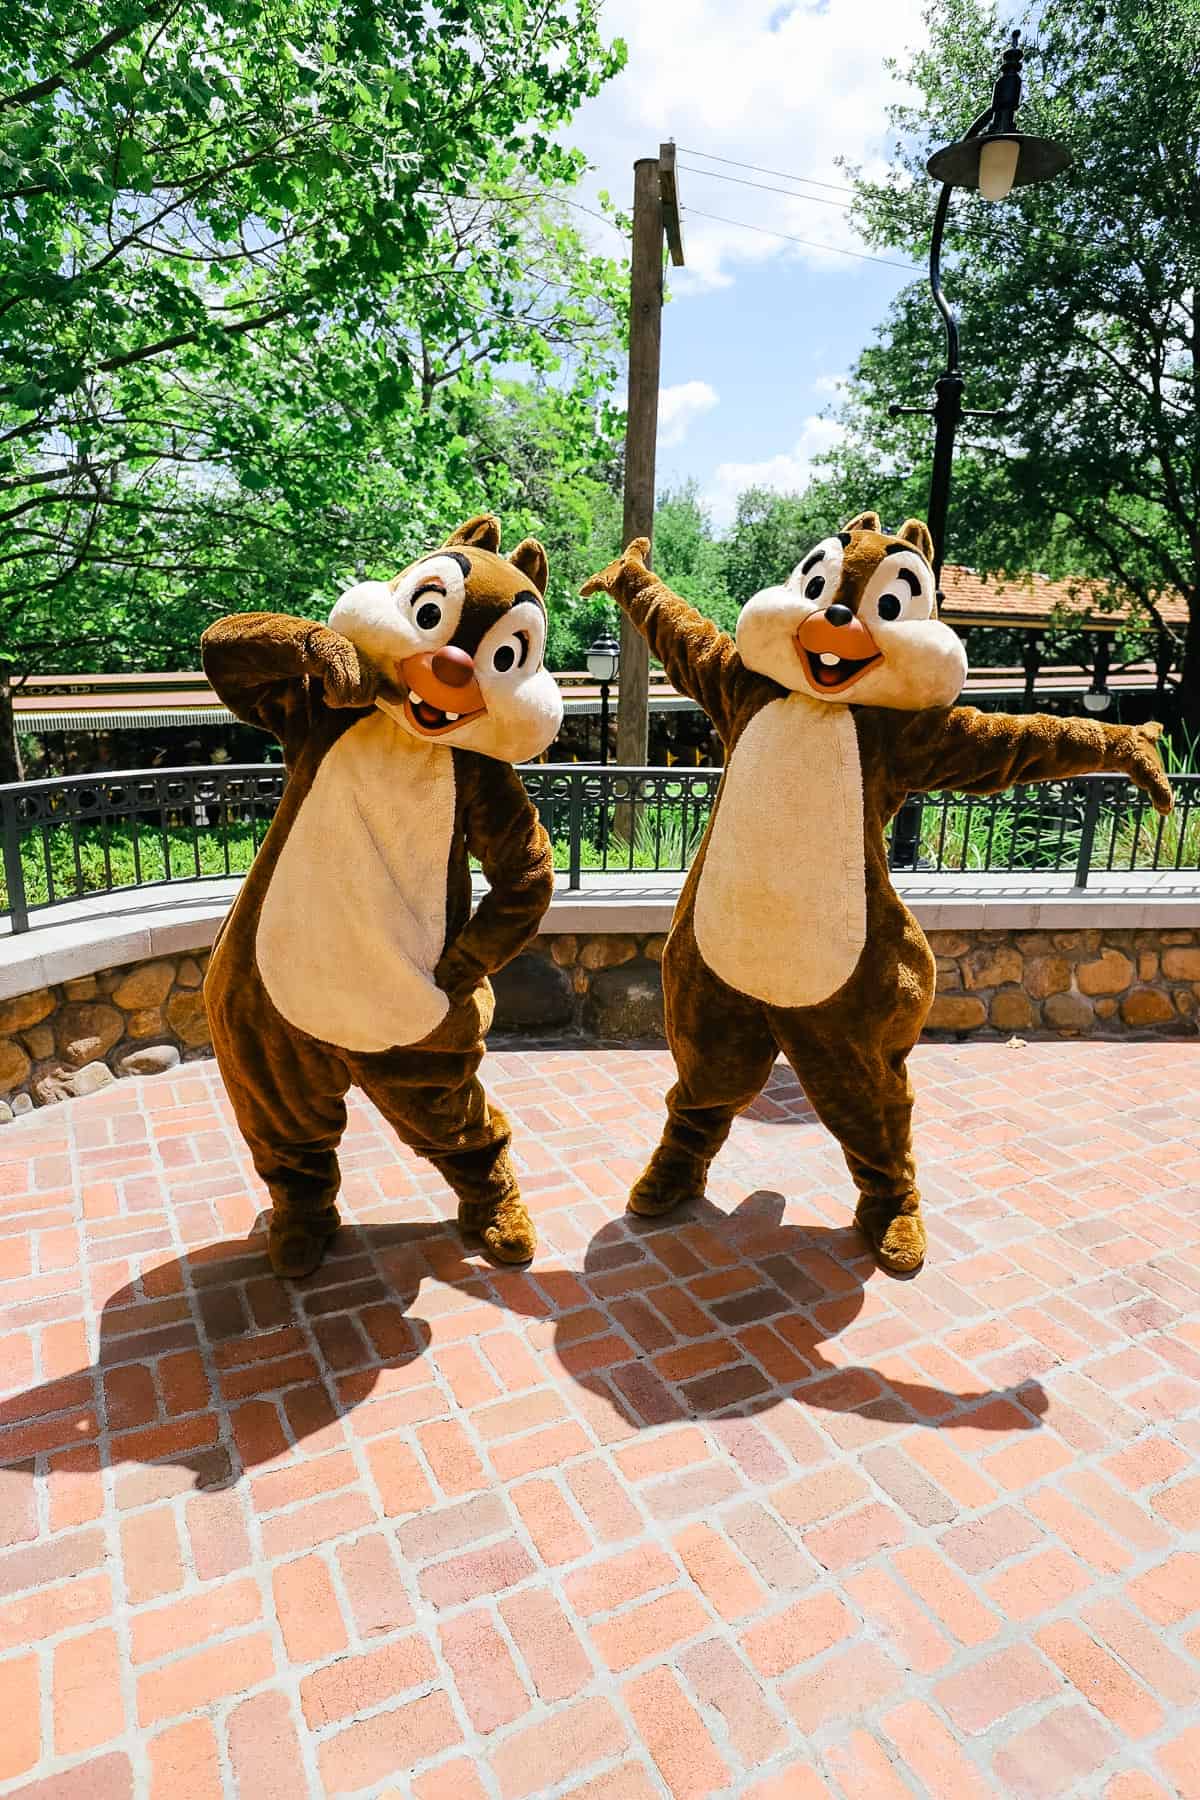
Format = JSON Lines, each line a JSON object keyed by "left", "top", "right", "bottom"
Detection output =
{"left": 582, "top": 514, "right": 1173, "bottom": 1274}
{"left": 202, "top": 515, "right": 561, "bottom": 1278}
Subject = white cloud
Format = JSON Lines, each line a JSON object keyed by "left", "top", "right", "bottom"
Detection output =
{"left": 567, "top": 0, "right": 926, "bottom": 289}
{"left": 703, "top": 414, "right": 847, "bottom": 530}
{"left": 657, "top": 379, "right": 719, "bottom": 448}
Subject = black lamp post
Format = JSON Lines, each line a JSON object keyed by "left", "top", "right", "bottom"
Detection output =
{"left": 586, "top": 632, "right": 620, "bottom": 766}
{"left": 890, "top": 30, "right": 1072, "bottom": 595}
{"left": 887, "top": 29, "right": 1070, "bottom": 873}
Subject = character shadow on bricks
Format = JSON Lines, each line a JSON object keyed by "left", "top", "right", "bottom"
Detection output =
{"left": 0, "top": 1192, "right": 1045, "bottom": 1510}
{"left": 544, "top": 1190, "right": 1049, "bottom": 1447}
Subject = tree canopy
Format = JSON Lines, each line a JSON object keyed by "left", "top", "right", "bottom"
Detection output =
{"left": 0, "top": 0, "right": 628, "bottom": 771}
{"left": 838, "top": 0, "right": 1200, "bottom": 734}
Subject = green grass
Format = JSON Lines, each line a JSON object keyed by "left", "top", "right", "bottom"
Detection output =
{"left": 3, "top": 771, "right": 1196, "bottom": 915}
{"left": 3, "top": 821, "right": 265, "bottom": 911}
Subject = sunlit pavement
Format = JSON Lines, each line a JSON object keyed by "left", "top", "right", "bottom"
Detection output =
{"left": 1, "top": 1039, "right": 1198, "bottom": 1798}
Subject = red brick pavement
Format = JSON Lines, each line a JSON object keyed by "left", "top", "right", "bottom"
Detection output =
{"left": 1, "top": 1039, "right": 1198, "bottom": 1798}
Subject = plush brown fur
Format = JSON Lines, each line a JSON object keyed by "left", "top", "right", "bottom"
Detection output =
{"left": 583, "top": 530, "right": 1172, "bottom": 1274}
{"left": 203, "top": 518, "right": 558, "bottom": 1277}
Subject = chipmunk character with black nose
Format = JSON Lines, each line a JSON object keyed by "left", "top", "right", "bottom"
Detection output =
{"left": 202, "top": 515, "right": 561, "bottom": 1278}
{"left": 582, "top": 513, "right": 1172, "bottom": 1274}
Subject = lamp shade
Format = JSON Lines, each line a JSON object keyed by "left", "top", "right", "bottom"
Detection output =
{"left": 1082, "top": 690, "right": 1112, "bottom": 714}
{"left": 927, "top": 132, "right": 1071, "bottom": 193}
{"left": 586, "top": 633, "right": 620, "bottom": 685}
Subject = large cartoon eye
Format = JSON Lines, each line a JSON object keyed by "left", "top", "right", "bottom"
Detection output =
{"left": 804, "top": 574, "right": 826, "bottom": 602}
{"left": 491, "top": 631, "right": 530, "bottom": 674}
{"left": 412, "top": 583, "right": 444, "bottom": 632}
{"left": 868, "top": 565, "right": 926, "bottom": 626}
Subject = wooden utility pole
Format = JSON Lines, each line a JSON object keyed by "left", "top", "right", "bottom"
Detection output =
{"left": 615, "top": 145, "right": 685, "bottom": 769}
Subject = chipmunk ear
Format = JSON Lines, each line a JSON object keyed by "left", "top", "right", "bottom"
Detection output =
{"left": 444, "top": 514, "right": 502, "bottom": 553}
{"left": 841, "top": 510, "right": 882, "bottom": 534}
{"left": 508, "top": 537, "right": 548, "bottom": 594}
{"left": 896, "top": 517, "right": 935, "bottom": 564}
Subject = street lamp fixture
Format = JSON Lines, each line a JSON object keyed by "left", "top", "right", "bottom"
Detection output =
{"left": 1083, "top": 634, "right": 1112, "bottom": 713}
{"left": 889, "top": 30, "right": 1072, "bottom": 596}
{"left": 887, "top": 29, "right": 1069, "bottom": 874}
{"left": 586, "top": 632, "right": 620, "bottom": 766}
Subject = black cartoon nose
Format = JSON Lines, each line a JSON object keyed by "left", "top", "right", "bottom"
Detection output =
{"left": 431, "top": 646, "right": 475, "bottom": 687}
{"left": 824, "top": 604, "right": 854, "bottom": 627}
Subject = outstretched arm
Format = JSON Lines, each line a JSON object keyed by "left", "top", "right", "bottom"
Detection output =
{"left": 580, "top": 538, "right": 764, "bottom": 742}
{"left": 435, "top": 759, "right": 556, "bottom": 1002}
{"left": 200, "top": 614, "right": 387, "bottom": 762}
{"left": 889, "top": 705, "right": 1173, "bottom": 814}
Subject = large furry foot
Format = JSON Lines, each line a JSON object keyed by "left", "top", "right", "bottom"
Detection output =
{"left": 267, "top": 1205, "right": 341, "bottom": 1280}
{"left": 855, "top": 1196, "right": 926, "bottom": 1275}
{"left": 628, "top": 1148, "right": 708, "bottom": 1218}
{"left": 459, "top": 1191, "right": 537, "bottom": 1265}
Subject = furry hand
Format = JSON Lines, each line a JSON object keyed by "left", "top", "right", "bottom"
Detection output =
{"left": 434, "top": 945, "right": 486, "bottom": 1005}
{"left": 579, "top": 536, "right": 652, "bottom": 601}
{"left": 1120, "top": 722, "right": 1174, "bottom": 816}
{"left": 302, "top": 626, "right": 386, "bottom": 709}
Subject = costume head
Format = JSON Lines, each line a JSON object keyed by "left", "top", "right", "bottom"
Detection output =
{"left": 735, "top": 510, "right": 967, "bottom": 711}
{"left": 328, "top": 513, "right": 563, "bottom": 762}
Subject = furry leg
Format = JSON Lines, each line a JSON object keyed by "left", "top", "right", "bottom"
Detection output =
{"left": 635, "top": 934, "right": 779, "bottom": 1217}
{"left": 628, "top": 1144, "right": 710, "bottom": 1216}
{"left": 267, "top": 1189, "right": 343, "bottom": 1280}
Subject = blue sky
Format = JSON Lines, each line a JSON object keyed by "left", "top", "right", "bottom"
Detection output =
{"left": 565, "top": 0, "right": 931, "bottom": 527}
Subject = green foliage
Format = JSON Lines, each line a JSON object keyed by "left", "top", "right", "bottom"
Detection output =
{"left": 838, "top": 0, "right": 1200, "bottom": 728}
{"left": 0, "top": 0, "right": 628, "bottom": 691}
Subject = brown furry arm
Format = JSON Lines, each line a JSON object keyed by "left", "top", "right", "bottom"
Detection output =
{"left": 201, "top": 614, "right": 388, "bottom": 756}
{"left": 581, "top": 538, "right": 757, "bottom": 741}
{"left": 890, "top": 706, "right": 1174, "bottom": 814}
{"left": 435, "top": 759, "right": 556, "bottom": 1001}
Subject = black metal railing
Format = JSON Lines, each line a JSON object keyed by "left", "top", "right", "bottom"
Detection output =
{"left": 1, "top": 764, "right": 1196, "bottom": 934}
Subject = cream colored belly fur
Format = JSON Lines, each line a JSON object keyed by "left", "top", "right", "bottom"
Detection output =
{"left": 256, "top": 711, "right": 455, "bottom": 1053}
{"left": 693, "top": 694, "right": 867, "bottom": 1008}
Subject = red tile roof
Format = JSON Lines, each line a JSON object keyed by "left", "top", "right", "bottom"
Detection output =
{"left": 939, "top": 564, "right": 1188, "bottom": 630}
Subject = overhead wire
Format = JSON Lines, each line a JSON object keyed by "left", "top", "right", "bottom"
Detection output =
{"left": 675, "top": 145, "right": 854, "bottom": 196}
{"left": 680, "top": 204, "right": 921, "bottom": 273}
{"left": 677, "top": 163, "right": 853, "bottom": 212}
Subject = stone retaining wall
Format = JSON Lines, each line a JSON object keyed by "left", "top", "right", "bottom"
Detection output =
{"left": 1, "top": 925, "right": 1196, "bottom": 1117}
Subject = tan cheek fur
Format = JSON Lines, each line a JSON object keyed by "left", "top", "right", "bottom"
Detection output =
{"left": 736, "top": 585, "right": 817, "bottom": 689}
{"left": 841, "top": 621, "right": 967, "bottom": 711}
{"left": 375, "top": 664, "right": 562, "bottom": 765}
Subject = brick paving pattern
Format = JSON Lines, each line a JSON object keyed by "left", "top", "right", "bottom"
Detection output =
{"left": 1, "top": 1038, "right": 1198, "bottom": 1798}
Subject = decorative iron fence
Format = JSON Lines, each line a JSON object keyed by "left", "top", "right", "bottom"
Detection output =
{"left": 1, "top": 764, "right": 1197, "bottom": 934}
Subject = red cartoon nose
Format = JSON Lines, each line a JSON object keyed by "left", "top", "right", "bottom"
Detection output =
{"left": 431, "top": 646, "right": 475, "bottom": 688}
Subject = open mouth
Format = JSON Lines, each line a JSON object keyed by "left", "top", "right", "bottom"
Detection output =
{"left": 801, "top": 647, "right": 882, "bottom": 693}
{"left": 403, "top": 691, "right": 485, "bottom": 735}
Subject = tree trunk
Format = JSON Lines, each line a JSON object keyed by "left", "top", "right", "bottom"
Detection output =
{"left": 0, "top": 662, "right": 23, "bottom": 785}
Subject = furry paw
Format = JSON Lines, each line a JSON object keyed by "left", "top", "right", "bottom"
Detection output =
{"left": 628, "top": 1150, "right": 707, "bottom": 1217}
{"left": 460, "top": 1192, "right": 537, "bottom": 1265}
{"left": 1128, "top": 724, "right": 1174, "bottom": 816}
{"left": 855, "top": 1200, "right": 926, "bottom": 1275}
{"left": 267, "top": 1206, "right": 341, "bottom": 1280}
{"left": 579, "top": 536, "right": 652, "bottom": 600}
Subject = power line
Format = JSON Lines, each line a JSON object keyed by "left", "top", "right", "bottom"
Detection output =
{"left": 676, "top": 145, "right": 854, "bottom": 197}
{"left": 678, "top": 164, "right": 852, "bottom": 212}
{"left": 680, "top": 204, "right": 921, "bottom": 273}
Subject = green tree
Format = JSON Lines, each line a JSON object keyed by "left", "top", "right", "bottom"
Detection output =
{"left": 719, "top": 482, "right": 845, "bottom": 607}
{"left": 842, "top": 0, "right": 1200, "bottom": 733}
{"left": 0, "top": 0, "right": 626, "bottom": 775}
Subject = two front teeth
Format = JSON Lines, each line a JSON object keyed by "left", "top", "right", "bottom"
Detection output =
{"left": 819, "top": 653, "right": 842, "bottom": 667}
{"left": 410, "top": 690, "right": 461, "bottom": 722}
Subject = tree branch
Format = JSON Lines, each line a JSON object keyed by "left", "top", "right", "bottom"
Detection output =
{"left": 0, "top": 3, "right": 172, "bottom": 113}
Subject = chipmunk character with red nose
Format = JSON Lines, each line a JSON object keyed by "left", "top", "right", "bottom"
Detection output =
{"left": 202, "top": 515, "right": 561, "bottom": 1277}
{"left": 582, "top": 513, "right": 1172, "bottom": 1274}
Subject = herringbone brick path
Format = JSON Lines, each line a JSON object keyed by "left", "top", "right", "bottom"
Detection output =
{"left": 1, "top": 1040, "right": 1198, "bottom": 1798}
